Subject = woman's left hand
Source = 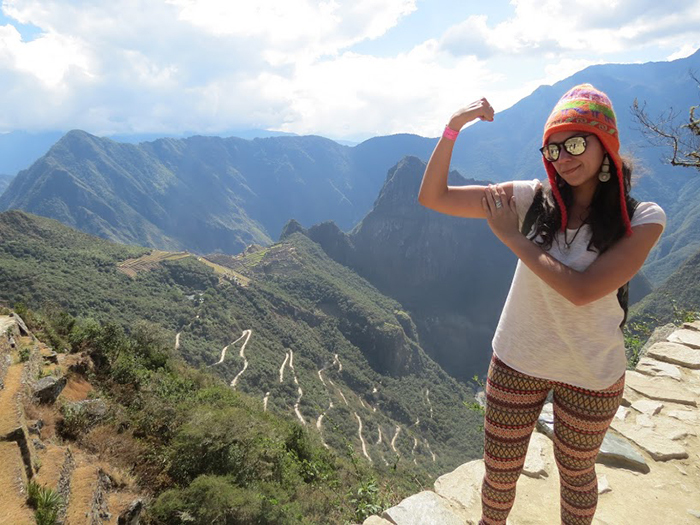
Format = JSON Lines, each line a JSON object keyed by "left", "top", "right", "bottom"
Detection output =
{"left": 482, "top": 184, "right": 521, "bottom": 245}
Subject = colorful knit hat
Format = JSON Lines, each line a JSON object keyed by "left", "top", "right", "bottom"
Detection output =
{"left": 542, "top": 83, "right": 632, "bottom": 236}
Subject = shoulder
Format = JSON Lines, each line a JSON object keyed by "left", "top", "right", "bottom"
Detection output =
{"left": 631, "top": 202, "right": 666, "bottom": 231}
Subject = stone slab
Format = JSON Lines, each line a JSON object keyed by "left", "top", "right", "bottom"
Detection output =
{"left": 631, "top": 399, "right": 664, "bottom": 416}
{"left": 636, "top": 357, "right": 682, "bottom": 380}
{"left": 668, "top": 329, "right": 700, "bottom": 349}
{"left": 682, "top": 321, "right": 700, "bottom": 332}
{"left": 597, "top": 431, "right": 649, "bottom": 473}
{"left": 382, "top": 491, "right": 473, "bottom": 525}
{"left": 434, "top": 460, "right": 484, "bottom": 510}
{"left": 610, "top": 422, "right": 688, "bottom": 461}
{"left": 646, "top": 342, "right": 700, "bottom": 370}
{"left": 625, "top": 371, "right": 697, "bottom": 407}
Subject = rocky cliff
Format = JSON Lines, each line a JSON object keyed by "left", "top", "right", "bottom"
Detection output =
{"left": 361, "top": 321, "right": 700, "bottom": 524}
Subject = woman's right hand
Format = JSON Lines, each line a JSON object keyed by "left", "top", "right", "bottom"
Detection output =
{"left": 447, "top": 98, "right": 495, "bottom": 132}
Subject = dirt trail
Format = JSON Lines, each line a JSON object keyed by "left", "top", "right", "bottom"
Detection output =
{"left": 263, "top": 391, "right": 270, "bottom": 412}
{"left": 279, "top": 352, "right": 290, "bottom": 383}
{"left": 354, "top": 412, "right": 372, "bottom": 462}
{"left": 229, "top": 330, "right": 252, "bottom": 388}
{"left": 412, "top": 436, "right": 419, "bottom": 465}
{"left": 390, "top": 425, "right": 401, "bottom": 454}
{"left": 288, "top": 350, "right": 306, "bottom": 426}
{"left": 175, "top": 332, "right": 181, "bottom": 350}
{"left": 0, "top": 355, "right": 35, "bottom": 525}
{"left": 425, "top": 388, "right": 433, "bottom": 419}
{"left": 376, "top": 426, "right": 383, "bottom": 445}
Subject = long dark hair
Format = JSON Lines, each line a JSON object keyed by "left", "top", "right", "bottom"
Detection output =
{"left": 529, "top": 157, "right": 635, "bottom": 254}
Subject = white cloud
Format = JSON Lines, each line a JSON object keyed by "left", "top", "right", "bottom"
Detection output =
{"left": 0, "top": 0, "right": 697, "bottom": 138}
{"left": 440, "top": 0, "right": 700, "bottom": 59}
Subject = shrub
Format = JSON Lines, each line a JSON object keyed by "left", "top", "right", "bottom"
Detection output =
{"left": 27, "top": 481, "right": 62, "bottom": 525}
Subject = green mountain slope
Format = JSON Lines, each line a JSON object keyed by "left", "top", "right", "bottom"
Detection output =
{"left": 0, "top": 210, "right": 483, "bottom": 482}
{"left": 630, "top": 244, "right": 700, "bottom": 325}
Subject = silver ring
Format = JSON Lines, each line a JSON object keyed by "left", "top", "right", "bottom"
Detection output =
{"left": 495, "top": 199, "right": 503, "bottom": 209}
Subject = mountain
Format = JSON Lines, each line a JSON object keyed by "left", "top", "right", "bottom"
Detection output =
{"left": 1, "top": 50, "right": 698, "bottom": 281}
{"left": 300, "top": 156, "right": 652, "bottom": 383}
{"left": 630, "top": 244, "right": 700, "bottom": 325}
{"left": 0, "top": 209, "right": 483, "bottom": 480}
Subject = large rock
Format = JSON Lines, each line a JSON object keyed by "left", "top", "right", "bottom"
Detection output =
{"left": 434, "top": 460, "right": 484, "bottom": 511}
{"left": 667, "top": 329, "right": 700, "bottom": 349}
{"left": 683, "top": 321, "right": 700, "bottom": 332}
{"left": 382, "top": 491, "right": 473, "bottom": 525}
{"left": 636, "top": 357, "right": 682, "bottom": 380}
{"left": 625, "top": 371, "right": 697, "bottom": 407}
{"left": 33, "top": 376, "right": 67, "bottom": 404}
{"left": 596, "top": 431, "right": 649, "bottom": 473}
{"left": 646, "top": 342, "right": 700, "bottom": 370}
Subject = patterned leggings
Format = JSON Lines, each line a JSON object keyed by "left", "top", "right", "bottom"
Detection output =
{"left": 479, "top": 354, "right": 625, "bottom": 525}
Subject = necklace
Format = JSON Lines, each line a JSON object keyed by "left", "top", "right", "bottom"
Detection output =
{"left": 563, "top": 223, "right": 585, "bottom": 249}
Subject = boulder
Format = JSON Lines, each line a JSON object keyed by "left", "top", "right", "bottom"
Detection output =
{"left": 434, "top": 460, "right": 484, "bottom": 510}
{"left": 33, "top": 376, "right": 67, "bottom": 404}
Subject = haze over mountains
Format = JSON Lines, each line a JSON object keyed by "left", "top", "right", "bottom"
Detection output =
{"left": 1, "top": 49, "right": 698, "bottom": 285}
{"left": 0, "top": 51, "right": 697, "bottom": 388}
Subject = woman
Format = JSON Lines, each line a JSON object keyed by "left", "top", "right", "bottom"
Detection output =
{"left": 418, "top": 84, "right": 665, "bottom": 525}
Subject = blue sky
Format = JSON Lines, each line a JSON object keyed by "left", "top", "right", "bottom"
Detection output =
{"left": 0, "top": 0, "right": 698, "bottom": 140}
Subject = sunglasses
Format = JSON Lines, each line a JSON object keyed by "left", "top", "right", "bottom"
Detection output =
{"left": 540, "top": 134, "right": 593, "bottom": 162}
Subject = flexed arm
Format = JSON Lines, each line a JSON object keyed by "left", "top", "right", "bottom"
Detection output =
{"left": 482, "top": 184, "right": 663, "bottom": 306}
{"left": 418, "top": 98, "right": 511, "bottom": 218}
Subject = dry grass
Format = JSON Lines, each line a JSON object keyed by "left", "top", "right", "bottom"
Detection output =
{"left": 60, "top": 375, "right": 93, "bottom": 402}
{"left": 0, "top": 362, "right": 23, "bottom": 435}
{"left": 0, "top": 442, "right": 36, "bottom": 525}
{"left": 33, "top": 445, "right": 69, "bottom": 488}
{"left": 82, "top": 425, "right": 144, "bottom": 473}
{"left": 65, "top": 464, "right": 99, "bottom": 524}
{"left": 23, "top": 403, "right": 58, "bottom": 441}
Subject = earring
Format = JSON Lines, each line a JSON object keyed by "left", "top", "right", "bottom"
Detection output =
{"left": 598, "top": 156, "right": 611, "bottom": 182}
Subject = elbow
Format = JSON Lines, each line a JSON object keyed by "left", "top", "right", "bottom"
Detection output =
{"left": 563, "top": 284, "right": 592, "bottom": 307}
{"left": 417, "top": 193, "right": 433, "bottom": 208}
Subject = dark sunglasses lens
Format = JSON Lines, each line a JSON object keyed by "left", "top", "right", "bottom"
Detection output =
{"left": 564, "top": 136, "right": 587, "bottom": 155}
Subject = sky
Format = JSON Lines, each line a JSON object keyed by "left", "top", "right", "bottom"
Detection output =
{"left": 0, "top": 0, "right": 699, "bottom": 141}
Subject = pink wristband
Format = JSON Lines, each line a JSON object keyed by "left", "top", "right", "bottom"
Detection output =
{"left": 442, "top": 125, "right": 459, "bottom": 141}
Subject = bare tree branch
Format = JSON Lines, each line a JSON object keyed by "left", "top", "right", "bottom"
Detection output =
{"left": 631, "top": 71, "right": 700, "bottom": 172}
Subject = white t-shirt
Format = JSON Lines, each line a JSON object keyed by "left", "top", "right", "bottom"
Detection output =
{"left": 491, "top": 179, "right": 666, "bottom": 390}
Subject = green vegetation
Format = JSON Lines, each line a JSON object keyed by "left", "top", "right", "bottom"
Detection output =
{"left": 0, "top": 211, "right": 485, "bottom": 522}
{"left": 27, "top": 481, "right": 62, "bottom": 525}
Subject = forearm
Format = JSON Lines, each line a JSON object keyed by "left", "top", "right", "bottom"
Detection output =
{"left": 503, "top": 234, "right": 586, "bottom": 305}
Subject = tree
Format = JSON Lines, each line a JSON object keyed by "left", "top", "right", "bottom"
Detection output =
{"left": 632, "top": 75, "right": 699, "bottom": 171}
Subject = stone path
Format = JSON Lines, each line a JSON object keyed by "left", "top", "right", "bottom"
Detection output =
{"left": 362, "top": 324, "right": 700, "bottom": 524}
